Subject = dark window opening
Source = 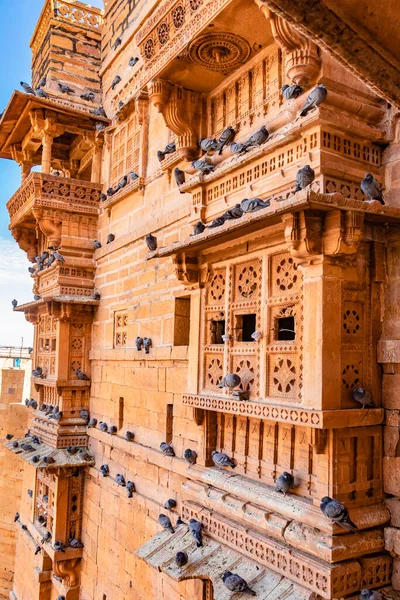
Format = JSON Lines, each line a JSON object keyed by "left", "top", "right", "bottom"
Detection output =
{"left": 210, "top": 319, "right": 225, "bottom": 344}
{"left": 236, "top": 314, "right": 256, "bottom": 342}
{"left": 118, "top": 397, "right": 124, "bottom": 430}
{"left": 277, "top": 316, "right": 295, "bottom": 341}
{"left": 166, "top": 404, "right": 173, "bottom": 444}
{"left": 174, "top": 297, "right": 191, "bottom": 345}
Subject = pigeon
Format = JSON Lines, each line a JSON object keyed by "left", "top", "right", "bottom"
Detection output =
{"left": 100, "top": 193, "right": 107, "bottom": 201}
{"left": 192, "top": 159, "right": 215, "bottom": 174}
{"left": 217, "top": 126, "right": 236, "bottom": 155}
{"left": 129, "top": 171, "right": 139, "bottom": 180}
{"left": 78, "top": 449, "right": 92, "bottom": 461}
{"left": 67, "top": 446, "right": 78, "bottom": 455}
{"left": 136, "top": 337, "right": 144, "bottom": 351}
{"left": 221, "top": 204, "right": 243, "bottom": 220}
{"left": 28, "top": 489, "right": 33, "bottom": 497}
{"left": 113, "top": 37, "right": 122, "bottom": 51}
{"left": 222, "top": 571, "right": 256, "bottom": 596}
{"left": 109, "top": 425, "right": 117, "bottom": 435}
{"left": 230, "top": 142, "right": 249, "bottom": 155}
{"left": 276, "top": 472, "right": 295, "bottom": 496}
{"left": 41, "top": 531, "right": 51, "bottom": 544}
{"left": 100, "top": 465, "right": 109, "bottom": 477}
{"left": 32, "top": 366, "right": 43, "bottom": 377}
{"left": 35, "top": 545, "right": 41, "bottom": 555}
{"left": 47, "top": 254, "right": 56, "bottom": 267}
{"left": 174, "top": 167, "right": 185, "bottom": 188}
{"left": 125, "top": 431, "right": 134, "bottom": 442}
{"left": 52, "top": 251, "right": 65, "bottom": 263}
{"left": 189, "top": 519, "right": 203, "bottom": 547}
{"left": 158, "top": 514, "right": 174, "bottom": 533}
{"left": 208, "top": 216, "right": 227, "bottom": 228}
{"left": 294, "top": 165, "right": 315, "bottom": 192}
{"left": 176, "top": 516, "right": 185, "bottom": 526}
{"left": 115, "top": 474, "right": 126, "bottom": 486}
{"left": 38, "top": 77, "right": 46, "bottom": 88}
{"left": 299, "top": 84, "right": 327, "bottom": 117}
{"left": 95, "top": 122, "right": 106, "bottom": 131}
{"left": 32, "top": 455, "right": 40, "bottom": 463}
{"left": 164, "top": 499, "right": 177, "bottom": 510}
{"left": 49, "top": 411, "right": 63, "bottom": 421}
{"left": 76, "top": 368, "right": 90, "bottom": 380}
{"left": 92, "top": 107, "right": 107, "bottom": 117}
{"left": 143, "top": 337, "right": 152, "bottom": 354}
{"left": 361, "top": 173, "right": 384, "bottom": 204}
{"left": 28, "top": 267, "right": 36, "bottom": 274}
{"left": 107, "top": 187, "right": 117, "bottom": 196}
{"left": 69, "top": 538, "right": 83, "bottom": 548}
{"left": 99, "top": 422, "right": 108, "bottom": 433}
{"left": 80, "top": 409, "right": 89, "bottom": 421}
{"left": 244, "top": 125, "right": 269, "bottom": 149}
{"left": 57, "top": 596, "right": 66, "bottom": 600}
{"left": 106, "top": 233, "right": 115, "bottom": 244}
{"left": 191, "top": 221, "right": 205, "bottom": 236}
{"left": 126, "top": 481, "right": 136, "bottom": 497}
{"left": 117, "top": 175, "right": 128, "bottom": 189}
{"left": 37, "top": 516, "right": 46, "bottom": 525}
{"left": 118, "top": 101, "right": 124, "bottom": 110}
{"left": 146, "top": 234, "right": 157, "bottom": 251}
{"left": 360, "top": 590, "right": 382, "bottom": 600}
{"left": 14, "top": 513, "right": 20, "bottom": 522}
{"left": 241, "top": 197, "right": 270, "bottom": 212}
{"left": 219, "top": 374, "right": 241, "bottom": 390}
{"left": 53, "top": 540, "right": 66, "bottom": 553}
{"left": 39, "top": 404, "right": 47, "bottom": 412}
{"left": 157, "top": 142, "right": 176, "bottom": 162}
{"left": 94, "top": 240, "right": 102, "bottom": 249}
{"left": 129, "top": 57, "right": 139, "bottom": 67}
{"left": 58, "top": 83, "right": 75, "bottom": 94}
{"left": 21, "top": 525, "right": 28, "bottom": 531}
{"left": 21, "top": 444, "right": 35, "bottom": 452}
{"left": 184, "top": 449, "right": 197, "bottom": 465}
{"left": 282, "top": 84, "right": 303, "bottom": 100}
{"left": 12, "top": 299, "right": 18, "bottom": 308}
{"left": 111, "top": 75, "right": 121, "bottom": 90}
{"left": 6, "top": 434, "right": 14, "bottom": 440}
{"left": 160, "top": 442, "right": 175, "bottom": 457}
{"left": 175, "top": 551, "right": 188, "bottom": 569}
{"left": 36, "top": 89, "right": 49, "bottom": 98}
{"left": 320, "top": 497, "right": 358, "bottom": 532}
{"left": 34, "top": 294, "right": 41, "bottom": 301}
{"left": 12, "top": 442, "right": 19, "bottom": 448}
{"left": 199, "top": 138, "right": 218, "bottom": 153}
{"left": 31, "top": 435, "right": 40, "bottom": 444}
{"left": 211, "top": 450, "right": 235, "bottom": 469}
{"left": 92, "top": 291, "right": 101, "bottom": 300}
{"left": 20, "top": 81, "right": 35, "bottom": 95}
{"left": 81, "top": 92, "right": 95, "bottom": 101}
{"left": 352, "top": 387, "right": 374, "bottom": 408}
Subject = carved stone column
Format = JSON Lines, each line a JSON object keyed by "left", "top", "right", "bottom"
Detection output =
{"left": 91, "top": 141, "right": 103, "bottom": 184}
{"left": 41, "top": 132, "right": 54, "bottom": 174}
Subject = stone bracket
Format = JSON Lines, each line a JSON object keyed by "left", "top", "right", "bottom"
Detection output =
{"left": 11, "top": 226, "right": 38, "bottom": 262}
{"left": 32, "top": 207, "right": 62, "bottom": 250}
{"left": 173, "top": 252, "right": 210, "bottom": 288}
{"left": 53, "top": 558, "right": 80, "bottom": 588}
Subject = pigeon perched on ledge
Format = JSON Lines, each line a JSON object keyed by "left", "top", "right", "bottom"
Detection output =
{"left": 111, "top": 75, "right": 121, "bottom": 90}
{"left": 58, "top": 83, "right": 75, "bottom": 94}
{"left": 164, "top": 499, "right": 177, "bottom": 510}
{"left": 276, "top": 472, "right": 295, "bottom": 496}
{"left": 81, "top": 92, "right": 95, "bottom": 101}
{"left": 361, "top": 173, "right": 385, "bottom": 205}
{"left": 222, "top": 571, "right": 256, "bottom": 596}
{"left": 76, "top": 369, "right": 90, "bottom": 381}
{"left": 189, "top": 519, "right": 203, "bottom": 547}
{"left": 282, "top": 84, "right": 303, "bottom": 100}
{"left": 160, "top": 442, "right": 175, "bottom": 457}
{"left": 175, "top": 551, "right": 188, "bottom": 569}
{"left": 217, "top": 126, "right": 236, "bottom": 155}
{"left": 360, "top": 589, "right": 382, "bottom": 600}
{"left": 129, "top": 56, "right": 139, "bottom": 67}
{"left": 146, "top": 234, "right": 157, "bottom": 252}
{"left": 294, "top": 165, "right": 315, "bottom": 192}
{"left": 211, "top": 450, "right": 235, "bottom": 469}
{"left": 184, "top": 449, "right": 197, "bottom": 465}
{"left": 125, "top": 431, "right": 134, "bottom": 442}
{"left": 158, "top": 514, "right": 174, "bottom": 533}
{"left": 299, "top": 84, "right": 327, "bottom": 117}
{"left": 320, "top": 496, "right": 358, "bottom": 532}
{"left": 20, "top": 81, "right": 35, "bottom": 95}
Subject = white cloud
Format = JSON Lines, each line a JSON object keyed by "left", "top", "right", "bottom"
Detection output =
{"left": 0, "top": 237, "right": 34, "bottom": 346}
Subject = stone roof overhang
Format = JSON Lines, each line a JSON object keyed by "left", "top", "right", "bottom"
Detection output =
{"left": 13, "top": 295, "right": 100, "bottom": 312}
{"left": 4, "top": 436, "right": 95, "bottom": 469}
{"left": 136, "top": 521, "right": 315, "bottom": 600}
{"left": 0, "top": 90, "right": 109, "bottom": 160}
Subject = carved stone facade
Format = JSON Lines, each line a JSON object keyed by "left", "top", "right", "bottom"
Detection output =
{"left": 2, "top": 0, "right": 400, "bottom": 599}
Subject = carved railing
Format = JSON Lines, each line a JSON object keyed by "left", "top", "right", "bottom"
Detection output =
{"left": 7, "top": 173, "right": 102, "bottom": 225}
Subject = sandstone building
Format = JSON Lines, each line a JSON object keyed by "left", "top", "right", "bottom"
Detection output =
{"left": 1, "top": 0, "right": 400, "bottom": 598}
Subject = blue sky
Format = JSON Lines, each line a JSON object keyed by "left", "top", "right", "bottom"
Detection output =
{"left": 0, "top": 0, "right": 103, "bottom": 345}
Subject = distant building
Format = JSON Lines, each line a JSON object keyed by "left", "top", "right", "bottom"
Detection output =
{"left": 0, "top": 346, "right": 32, "bottom": 402}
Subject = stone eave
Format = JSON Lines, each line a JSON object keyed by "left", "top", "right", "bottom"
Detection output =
{"left": 0, "top": 91, "right": 110, "bottom": 159}
{"left": 14, "top": 296, "right": 100, "bottom": 312}
{"left": 4, "top": 436, "right": 95, "bottom": 469}
{"left": 149, "top": 190, "right": 400, "bottom": 259}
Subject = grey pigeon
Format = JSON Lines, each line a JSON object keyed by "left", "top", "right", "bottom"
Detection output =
{"left": 191, "top": 221, "right": 205, "bottom": 235}
{"left": 38, "top": 77, "right": 46, "bottom": 88}
{"left": 106, "top": 233, "right": 115, "bottom": 244}
{"left": 100, "top": 192, "right": 107, "bottom": 201}
{"left": 160, "top": 442, "right": 175, "bottom": 457}
{"left": 28, "top": 489, "right": 33, "bottom": 497}
{"left": 115, "top": 474, "right": 126, "bottom": 486}
{"left": 129, "top": 171, "right": 139, "bottom": 180}
{"left": 12, "top": 299, "right": 17, "bottom": 308}
{"left": 76, "top": 368, "right": 90, "bottom": 380}
{"left": 109, "top": 425, "right": 117, "bottom": 435}
{"left": 282, "top": 84, "right": 303, "bottom": 100}
{"left": 95, "top": 123, "right": 106, "bottom": 132}
{"left": 164, "top": 499, "right": 177, "bottom": 510}
{"left": 49, "top": 411, "right": 62, "bottom": 421}
{"left": 53, "top": 540, "right": 66, "bottom": 553}
{"left": 35, "top": 545, "right": 41, "bottom": 555}
{"left": 241, "top": 197, "right": 270, "bottom": 212}
{"left": 211, "top": 450, "right": 235, "bottom": 469}
{"left": 94, "top": 240, "right": 102, "bottom": 249}
{"left": 129, "top": 57, "right": 139, "bottom": 67}
{"left": 136, "top": 337, "right": 144, "bottom": 351}
{"left": 21, "top": 525, "right": 28, "bottom": 531}
{"left": 126, "top": 481, "right": 135, "bottom": 497}
{"left": 184, "top": 449, "right": 197, "bottom": 465}
{"left": 176, "top": 516, "right": 184, "bottom": 526}
{"left": 69, "top": 538, "right": 83, "bottom": 548}
{"left": 230, "top": 142, "right": 248, "bottom": 155}
{"left": 14, "top": 513, "right": 19, "bottom": 522}
{"left": 21, "top": 444, "right": 35, "bottom": 452}
{"left": 99, "top": 422, "right": 108, "bottom": 433}
{"left": 111, "top": 76, "right": 121, "bottom": 90}
{"left": 38, "top": 516, "right": 46, "bottom": 524}
{"left": 157, "top": 142, "right": 176, "bottom": 162}
{"left": 222, "top": 204, "right": 243, "bottom": 220}
{"left": 352, "top": 387, "right": 374, "bottom": 408}
{"left": 244, "top": 125, "right": 269, "bottom": 149}
{"left": 294, "top": 165, "right": 315, "bottom": 192}
{"left": 174, "top": 167, "right": 185, "bottom": 187}
{"left": 58, "top": 83, "right": 75, "bottom": 94}
{"left": 199, "top": 138, "right": 218, "bottom": 153}
{"left": 189, "top": 519, "right": 203, "bottom": 547}
{"left": 219, "top": 374, "right": 241, "bottom": 390}
{"left": 67, "top": 446, "right": 78, "bottom": 455}
{"left": 6, "top": 434, "right": 14, "bottom": 440}
{"left": 113, "top": 37, "right": 122, "bottom": 51}
{"left": 117, "top": 175, "right": 128, "bottom": 189}
{"left": 32, "top": 366, "right": 43, "bottom": 377}
{"left": 57, "top": 596, "right": 65, "bottom": 600}
{"left": 222, "top": 571, "right": 256, "bottom": 596}
{"left": 143, "top": 337, "right": 152, "bottom": 354}
{"left": 20, "top": 81, "right": 35, "bottom": 95}
{"left": 33, "top": 294, "right": 41, "bottom": 301}
{"left": 276, "top": 472, "right": 295, "bottom": 496}
{"left": 39, "top": 404, "right": 47, "bottom": 411}
{"left": 41, "top": 531, "right": 51, "bottom": 543}
{"left": 36, "top": 89, "right": 49, "bottom": 98}
{"left": 52, "top": 251, "right": 65, "bottom": 263}
{"left": 81, "top": 92, "right": 95, "bottom": 101}
{"left": 31, "top": 435, "right": 40, "bottom": 444}
{"left": 320, "top": 496, "right": 357, "bottom": 532}
{"left": 300, "top": 84, "right": 327, "bottom": 117}
{"left": 107, "top": 187, "right": 117, "bottom": 196}
{"left": 146, "top": 234, "right": 157, "bottom": 251}
{"left": 80, "top": 409, "right": 89, "bottom": 421}
{"left": 208, "top": 215, "right": 227, "bottom": 228}
{"left": 92, "top": 107, "right": 107, "bottom": 117}
{"left": 192, "top": 159, "right": 215, "bottom": 174}
{"left": 175, "top": 551, "right": 188, "bottom": 568}
{"left": 28, "top": 267, "right": 36, "bottom": 274}
{"left": 217, "top": 126, "right": 236, "bottom": 155}
{"left": 361, "top": 173, "right": 384, "bottom": 204}
{"left": 30, "top": 400, "right": 38, "bottom": 409}
{"left": 100, "top": 465, "right": 109, "bottom": 477}
{"left": 125, "top": 431, "right": 134, "bottom": 441}
{"left": 92, "top": 291, "right": 101, "bottom": 300}
{"left": 47, "top": 254, "right": 56, "bottom": 267}
{"left": 360, "top": 590, "right": 382, "bottom": 600}
{"left": 158, "top": 513, "right": 174, "bottom": 533}
{"left": 12, "top": 442, "right": 19, "bottom": 448}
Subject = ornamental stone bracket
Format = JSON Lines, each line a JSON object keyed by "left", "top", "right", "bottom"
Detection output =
{"left": 11, "top": 226, "right": 38, "bottom": 262}
{"left": 32, "top": 207, "right": 62, "bottom": 250}
{"left": 53, "top": 558, "right": 80, "bottom": 588}
{"left": 148, "top": 79, "right": 204, "bottom": 160}
{"left": 173, "top": 252, "right": 210, "bottom": 288}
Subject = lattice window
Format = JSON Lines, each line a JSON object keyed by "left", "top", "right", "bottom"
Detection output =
{"left": 37, "top": 315, "right": 57, "bottom": 377}
{"left": 110, "top": 114, "right": 140, "bottom": 187}
{"left": 114, "top": 311, "right": 128, "bottom": 347}
{"left": 35, "top": 471, "right": 56, "bottom": 533}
